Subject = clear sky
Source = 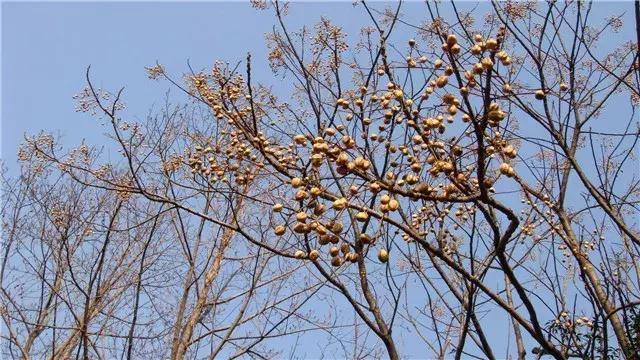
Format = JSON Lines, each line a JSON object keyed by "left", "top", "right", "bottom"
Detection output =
{"left": 2, "top": 1, "right": 263, "bottom": 165}
{"left": 3, "top": 1, "right": 635, "bottom": 166}
{"left": 2, "top": 1, "right": 638, "bottom": 358}
{"left": 1, "top": 1, "right": 375, "bottom": 167}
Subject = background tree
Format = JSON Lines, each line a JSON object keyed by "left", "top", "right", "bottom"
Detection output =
{"left": 3, "top": 1, "right": 639, "bottom": 359}
{"left": 2, "top": 107, "right": 322, "bottom": 358}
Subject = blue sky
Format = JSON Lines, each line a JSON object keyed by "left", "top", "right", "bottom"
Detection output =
{"left": 2, "top": 1, "right": 267, "bottom": 164}
{"left": 4, "top": 1, "right": 635, "bottom": 166}
{"left": 1, "top": 1, "right": 375, "bottom": 167}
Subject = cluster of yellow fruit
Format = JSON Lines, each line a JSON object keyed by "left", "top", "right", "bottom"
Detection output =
{"left": 486, "top": 103, "right": 507, "bottom": 127}
{"left": 327, "top": 243, "right": 358, "bottom": 266}
{"left": 335, "top": 97, "right": 350, "bottom": 110}
{"left": 185, "top": 134, "right": 260, "bottom": 185}
{"left": 272, "top": 173, "right": 396, "bottom": 265}
{"left": 440, "top": 34, "right": 462, "bottom": 56}
{"left": 497, "top": 140, "right": 519, "bottom": 178}
{"left": 293, "top": 249, "right": 320, "bottom": 261}
{"left": 454, "top": 205, "right": 473, "bottom": 221}
{"left": 379, "top": 194, "right": 399, "bottom": 213}
{"left": 521, "top": 222, "right": 536, "bottom": 237}
{"left": 499, "top": 163, "right": 516, "bottom": 178}
{"left": 189, "top": 25, "right": 552, "bottom": 271}
{"left": 272, "top": 185, "right": 348, "bottom": 264}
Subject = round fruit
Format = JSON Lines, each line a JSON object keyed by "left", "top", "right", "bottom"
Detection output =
{"left": 331, "top": 257, "right": 343, "bottom": 267}
{"left": 333, "top": 197, "right": 348, "bottom": 210}
{"left": 329, "top": 246, "right": 340, "bottom": 257}
{"left": 291, "top": 177, "right": 303, "bottom": 187}
{"left": 274, "top": 225, "right": 286, "bottom": 236}
{"left": 378, "top": 249, "right": 389, "bottom": 263}
{"left": 355, "top": 212, "right": 369, "bottom": 222}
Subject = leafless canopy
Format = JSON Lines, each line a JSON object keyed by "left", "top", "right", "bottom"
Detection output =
{"left": 3, "top": 1, "right": 640, "bottom": 359}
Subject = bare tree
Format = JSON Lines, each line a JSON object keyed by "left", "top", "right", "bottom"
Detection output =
{"left": 2, "top": 104, "right": 322, "bottom": 358}
{"left": 3, "top": 1, "right": 639, "bottom": 359}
